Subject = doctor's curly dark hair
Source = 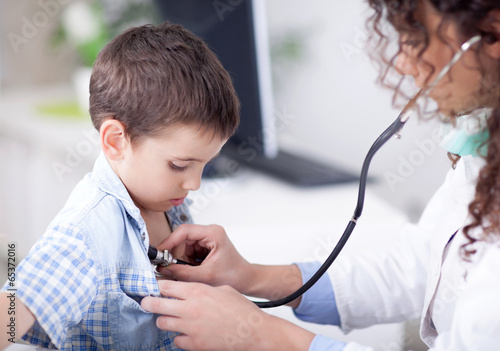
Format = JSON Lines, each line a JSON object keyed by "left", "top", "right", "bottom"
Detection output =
{"left": 365, "top": 0, "right": 500, "bottom": 259}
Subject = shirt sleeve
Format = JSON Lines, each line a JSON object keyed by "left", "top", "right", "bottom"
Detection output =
{"left": 2, "top": 223, "right": 98, "bottom": 348}
{"left": 293, "top": 261, "right": 341, "bottom": 326}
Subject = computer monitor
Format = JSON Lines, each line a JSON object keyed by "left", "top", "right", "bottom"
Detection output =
{"left": 154, "top": 0, "right": 278, "bottom": 158}
{"left": 154, "top": 0, "right": 358, "bottom": 186}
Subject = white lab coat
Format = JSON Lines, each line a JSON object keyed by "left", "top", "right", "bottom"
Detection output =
{"left": 329, "top": 155, "right": 500, "bottom": 350}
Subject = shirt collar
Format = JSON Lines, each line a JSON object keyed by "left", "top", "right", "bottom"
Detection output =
{"left": 91, "top": 152, "right": 145, "bottom": 230}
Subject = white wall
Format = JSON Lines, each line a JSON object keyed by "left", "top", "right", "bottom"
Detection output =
{"left": 266, "top": 0, "right": 451, "bottom": 221}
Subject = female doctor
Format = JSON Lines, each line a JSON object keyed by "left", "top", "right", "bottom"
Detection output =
{"left": 142, "top": 0, "right": 500, "bottom": 350}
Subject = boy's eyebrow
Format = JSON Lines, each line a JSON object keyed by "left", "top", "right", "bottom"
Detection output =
{"left": 175, "top": 152, "right": 221, "bottom": 163}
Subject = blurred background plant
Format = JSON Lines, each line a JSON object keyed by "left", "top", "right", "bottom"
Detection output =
{"left": 102, "top": 0, "right": 157, "bottom": 39}
{"left": 53, "top": 1, "right": 109, "bottom": 68}
{"left": 49, "top": 0, "right": 156, "bottom": 113}
{"left": 269, "top": 30, "right": 309, "bottom": 95}
{"left": 53, "top": 0, "right": 156, "bottom": 67}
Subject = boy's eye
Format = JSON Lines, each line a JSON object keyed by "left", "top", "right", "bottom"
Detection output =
{"left": 169, "top": 162, "right": 188, "bottom": 172}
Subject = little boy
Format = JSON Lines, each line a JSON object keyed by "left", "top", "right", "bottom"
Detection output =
{"left": 0, "top": 22, "right": 239, "bottom": 350}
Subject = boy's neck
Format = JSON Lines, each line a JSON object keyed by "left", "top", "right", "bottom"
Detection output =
{"left": 140, "top": 209, "right": 172, "bottom": 246}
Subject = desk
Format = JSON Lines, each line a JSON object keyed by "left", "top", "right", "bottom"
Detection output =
{"left": 189, "top": 169, "right": 409, "bottom": 349}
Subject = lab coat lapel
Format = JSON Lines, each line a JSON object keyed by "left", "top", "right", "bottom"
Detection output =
{"left": 420, "top": 156, "right": 482, "bottom": 345}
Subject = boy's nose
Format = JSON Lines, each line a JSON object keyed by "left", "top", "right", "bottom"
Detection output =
{"left": 181, "top": 175, "right": 201, "bottom": 191}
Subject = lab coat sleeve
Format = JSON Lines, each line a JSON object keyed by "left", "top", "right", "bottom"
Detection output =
{"left": 329, "top": 164, "right": 459, "bottom": 333}
{"left": 429, "top": 245, "right": 500, "bottom": 351}
{"left": 330, "top": 222, "right": 430, "bottom": 332}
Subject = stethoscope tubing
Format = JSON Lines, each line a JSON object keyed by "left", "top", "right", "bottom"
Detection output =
{"left": 253, "top": 35, "right": 482, "bottom": 309}
{"left": 254, "top": 113, "right": 406, "bottom": 308}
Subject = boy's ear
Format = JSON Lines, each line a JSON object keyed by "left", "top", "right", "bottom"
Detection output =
{"left": 100, "top": 119, "right": 129, "bottom": 160}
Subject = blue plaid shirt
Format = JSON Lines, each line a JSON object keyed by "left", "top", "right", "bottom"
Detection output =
{"left": 2, "top": 153, "right": 192, "bottom": 350}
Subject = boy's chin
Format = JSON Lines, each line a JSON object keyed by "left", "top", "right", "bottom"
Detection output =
{"left": 160, "top": 204, "right": 175, "bottom": 212}
{"left": 143, "top": 203, "right": 174, "bottom": 213}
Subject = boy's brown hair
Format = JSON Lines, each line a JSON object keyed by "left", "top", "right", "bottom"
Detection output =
{"left": 89, "top": 22, "right": 240, "bottom": 144}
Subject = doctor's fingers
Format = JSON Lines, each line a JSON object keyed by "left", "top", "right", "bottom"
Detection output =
{"left": 144, "top": 303, "right": 204, "bottom": 350}
{"left": 152, "top": 279, "right": 202, "bottom": 300}
{"left": 164, "top": 246, "right": 251, "bottom": 289}
{"left": 158, "top": 262, "right": 208, "bottom": 283}
{"left": 157, "top": 316, "right": 233, "bottom": 351}
{"left": 154, "top": 279, "right": 235, "bottom": 305}
{"left": 141, "top": 295, "right": 185, "bottom": 318}
{"left": 157, "top": 224, "right": 229, "bottom": 251}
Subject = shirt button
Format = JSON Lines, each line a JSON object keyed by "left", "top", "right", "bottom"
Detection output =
{"left": 141, "top": 233, "right": 146, "bottom": 241}
{"left": 180, "top": 214, "right": 188, "bottom": 222}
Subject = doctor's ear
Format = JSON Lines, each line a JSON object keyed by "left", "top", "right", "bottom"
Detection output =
{"left": 100, "top": 119, "right": 130, "bottom": 160}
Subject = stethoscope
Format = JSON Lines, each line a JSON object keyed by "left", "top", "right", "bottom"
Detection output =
{"left": 149, "top": 34, "right": 491, "bottom": 308}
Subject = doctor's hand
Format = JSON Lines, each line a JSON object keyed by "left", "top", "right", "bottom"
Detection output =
{"left": 141, "top": 280, "right": 315, "bottom": 351}
{"left": 156, "top": 224, "right": 254, "bottom": 293}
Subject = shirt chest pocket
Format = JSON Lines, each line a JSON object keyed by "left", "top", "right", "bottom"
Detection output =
{"left": 107, "top": 291, "right": 180, "bottom": 350}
